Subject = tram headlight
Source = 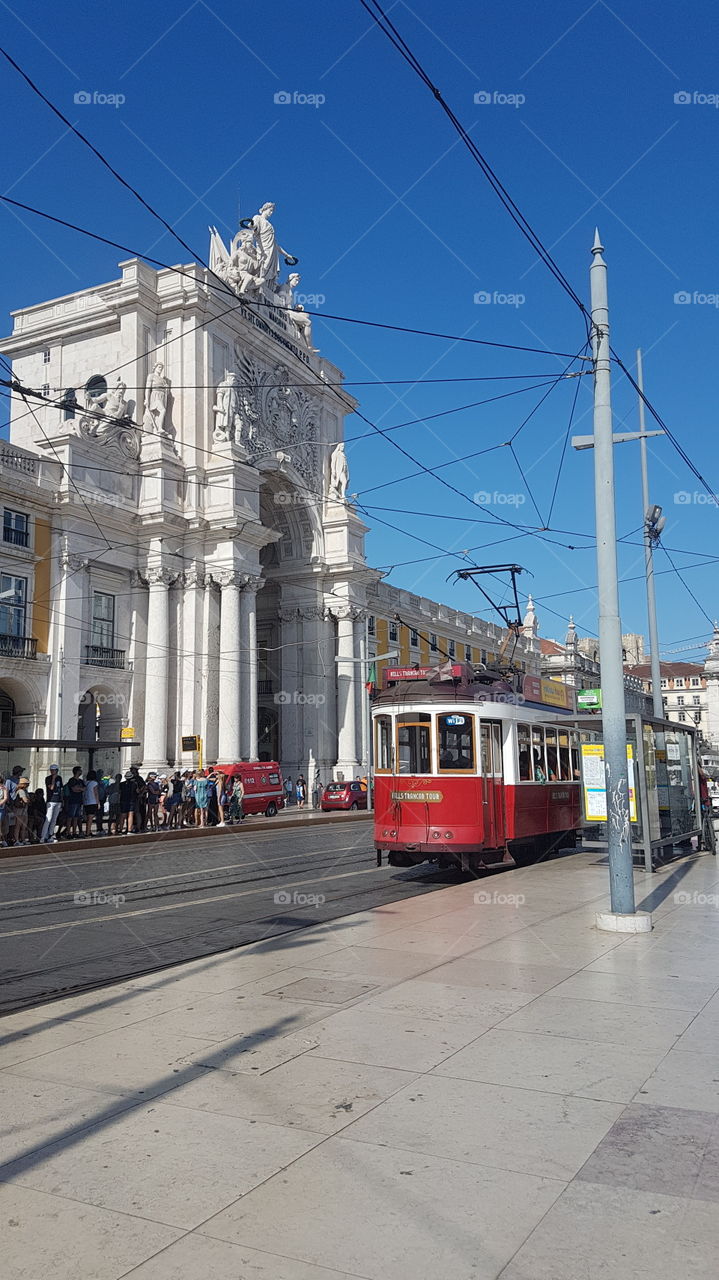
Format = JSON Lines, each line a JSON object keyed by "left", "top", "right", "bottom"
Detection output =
{"left": 444, "top": 831, "right": 454, "bottom": 839}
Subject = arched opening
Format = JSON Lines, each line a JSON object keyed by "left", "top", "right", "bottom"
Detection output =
{"left": 258, "top": 706, "right": 279, "bottom": 762}
{"left": 77, "top": 686, "right": 125, "bottom": 744}
{"left": 84, "top": 374, "right": 107, "bottom": 407}
{"left": 0, "top": 689, "right": 15, "bottom": 738}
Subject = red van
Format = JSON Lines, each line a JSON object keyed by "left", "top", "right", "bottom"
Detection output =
{"left": 215, "top": 762, "right": 285, "bottom": 817}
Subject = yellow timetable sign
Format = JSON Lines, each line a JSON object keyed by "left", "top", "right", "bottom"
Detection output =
{"left": 581, "top": 743, "right": 637, "bottom": 822}
{"left": 120, "top": 727, "right": 136, "bottom": 740}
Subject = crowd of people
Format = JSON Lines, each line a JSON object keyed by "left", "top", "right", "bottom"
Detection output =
{"left": 0, "top": 764, "right": 246, "bottom": 846}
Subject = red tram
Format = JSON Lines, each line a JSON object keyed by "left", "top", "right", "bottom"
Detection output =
{"left": 372, "top": 662, "right": 581, "bottom": 872}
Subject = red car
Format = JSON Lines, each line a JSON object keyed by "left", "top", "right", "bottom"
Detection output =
{"left": 321, "top": 780, "right": 368, "bottom": 812}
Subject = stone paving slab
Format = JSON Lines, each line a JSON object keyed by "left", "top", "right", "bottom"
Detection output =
{"left": 1, "top": 848, "right": 718, "bottom": 1278}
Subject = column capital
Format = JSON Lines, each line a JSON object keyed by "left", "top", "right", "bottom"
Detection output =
{"left": 217, "top": 569, "right": 246, "bottom": 590}
{"left": 299, "top": 605, "right": 328, "bottom": 621}
{"left": 146, "top": 566, "right": 179, "bottom": 588}
{"left": 243, "top": 574, "right": 264, "bottom": 593}
{"left": 279, "top": 606, "right": 301, "bottom": 622}
{"left": 329, "top": 603, "right": 364, "bottom": 622}
{"left": 181, "top": 564, "right": 206, "bottom": 589}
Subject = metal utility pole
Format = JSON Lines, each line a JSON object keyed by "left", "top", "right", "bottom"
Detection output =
{"left": 636, "top": 349, "right": 665, "bottom": 720}
{"left": 590, "top": 230, "right": 636, "bottom": 915}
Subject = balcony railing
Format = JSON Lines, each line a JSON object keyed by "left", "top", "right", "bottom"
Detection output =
{"left": 0, "top": 633, "right": 37, "bottom": 659}
{"left": 258, "top": 679, "right": 274, "bottom": 695}
{"left": 3, "top": 526, "right": 29, "bottom": 548}
{"left": 84, "top": 645, "right": 126, "bottom": 669}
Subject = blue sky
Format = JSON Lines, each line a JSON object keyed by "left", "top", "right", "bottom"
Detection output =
{"left": 1, "top": 0, "right": 717, "bottom": 657}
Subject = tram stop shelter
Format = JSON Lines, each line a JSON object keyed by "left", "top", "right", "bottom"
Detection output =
{"left": 573, "top": 712, "right": 701, "bottom": 872}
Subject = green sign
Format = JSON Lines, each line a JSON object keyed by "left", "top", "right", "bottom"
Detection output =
{"left": 577, "top": 688, "right": 602, "bottom": 711}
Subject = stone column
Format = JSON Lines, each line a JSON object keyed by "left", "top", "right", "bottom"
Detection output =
{"left": 240, "top": 576, "right": 262, "bottom": 760}
{"left": 279, "top": 606, "right": 301, "bottom": 774}
{"left": 179, "top": 565, "right": 205, "bottom": 750}
{"left": 201, "top": 576, "right": 221, "bottom": 765}
{"left": 56, "top": 543, "right": 88, "bottom": 741}
{"left": 335, "top": 606, "right": 360, "bottom": 778}
{"left": 218, "top": 571, "right": 243, "bottom": 762}
{"left": 143, "top": 567, "right": 176, "bottom": 769}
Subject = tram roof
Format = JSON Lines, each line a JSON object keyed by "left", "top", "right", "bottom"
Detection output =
{"left": 373, "top": 667, "right": 575, "bottom": 717}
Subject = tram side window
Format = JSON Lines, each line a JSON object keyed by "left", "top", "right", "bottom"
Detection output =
{"left": 532, "top": 726, "right": 546, "bottom": 782}
{"left": 396, "top": 714, "right": 431, "bottom": 775}
{"left": 558, "top": 729, "right": 572, "bottom": 781}
{"left": 545, "top": 728, "right": 559, "bottom": 781}
{"left": 570, "top": 731, "right": 580, "bottom": 779}
{"left": 438, "top": 713, "right": 474, "bottom": 771}
{"left": 375, "top": 715, "right": 393, "bottom": 772}
{"left": 517, "top": 724, "right": 532, "bottom": 781}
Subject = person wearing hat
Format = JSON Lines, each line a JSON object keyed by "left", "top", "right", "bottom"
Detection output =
{"left": 145, "top": 772, "right": 161, "bottom": 831}
{"left": 13, "top": 776, "right": 30, "bottom": 845}
{"left": 41, "top": 764, "right": 64, "bottom": 843}
{"left": 119, "top": 770, "right": 138, "bottom": 835}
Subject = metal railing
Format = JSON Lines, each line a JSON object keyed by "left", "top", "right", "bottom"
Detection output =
{"left": 257, "top": 679, "right": 274, "bottom": 695}
{"left": 0, "top": 634, "right": 37, "bottom": 659}
{"left": 2, "top": 526, "right": 30, "bottom": 548}
{"left": 84, "top": 645, "right": 126, "bottom": 669}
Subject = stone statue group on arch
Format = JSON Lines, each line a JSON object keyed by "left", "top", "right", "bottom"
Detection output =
{"left": 209, "top": 202, "right": 317, "bottom": 354}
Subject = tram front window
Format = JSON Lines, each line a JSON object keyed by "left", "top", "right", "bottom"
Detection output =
{"left": 396, "top": 713, "right": 431, "bottom": 774}
{"left": 438, "top": 713, "right": 474, "bottom": 771}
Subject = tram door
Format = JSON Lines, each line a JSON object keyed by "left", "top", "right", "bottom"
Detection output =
{"left": 480, "top": 721, "right": 506, "bottom": 848}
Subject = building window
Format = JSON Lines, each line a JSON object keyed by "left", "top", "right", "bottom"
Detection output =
{"left": 448, "top": 639, "right": 456, "bottom": 658}
{"left": 3, "top": 509, "right": 29, "bottom": 548}
{"left": 41, "top": 383, "right": 50, "bottom": 398}
{"left": 0, "top": 573, "right": 27, "bottom": 636}
{"left": 430, "top": 632, "right": 437, "bottom": 652}
{"left": 691, "top": 677, "right": 701, "bottom": 687}
{"left": 675, "top": 678, "right": 685, "bottom": 689}
{"left": 660, "top": 679, "right": 667, "bottom": 688}
{"left": 389, "top": 620, "right": 398, "bottom": 643}
{"left": 368, "top": 615, "right": 375, "bottom": 636}
{"left": 693, "top": 695, "right": 701, "bottom": 706}
{"left": 677, "top": 696, "right": 684, "bottom": 707}
{"left": 410, "top": 628, "right": 419, "bottom": 647}
{"left": 678, "top": 712, "right": 686, "bottom": 722}
{"left": 42, "top": 348, "right": 51, "bottom": 364}
{"left": 465, "top": 644, "right": 472, "bottom": 662}
{"left": 63, "top": 388, "right": 77, "bottom": 421}
{"left": 91, "top": 592, "right": 115, "bottom": 649}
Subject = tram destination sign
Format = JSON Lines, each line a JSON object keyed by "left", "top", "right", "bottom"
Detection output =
{"left": 391, "top": 790, "right": 444, "bottom": 803}
{"left": 383, "top": 663, "right": 466, "bottom": 683}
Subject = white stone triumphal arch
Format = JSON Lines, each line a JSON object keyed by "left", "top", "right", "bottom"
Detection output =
{"left": 1, "top": 201, "right": 377, "bottom": 780}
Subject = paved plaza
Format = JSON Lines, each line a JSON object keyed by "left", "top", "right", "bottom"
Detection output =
{"left": 2, "top": 847, "right": 719, "bottom": 1279}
